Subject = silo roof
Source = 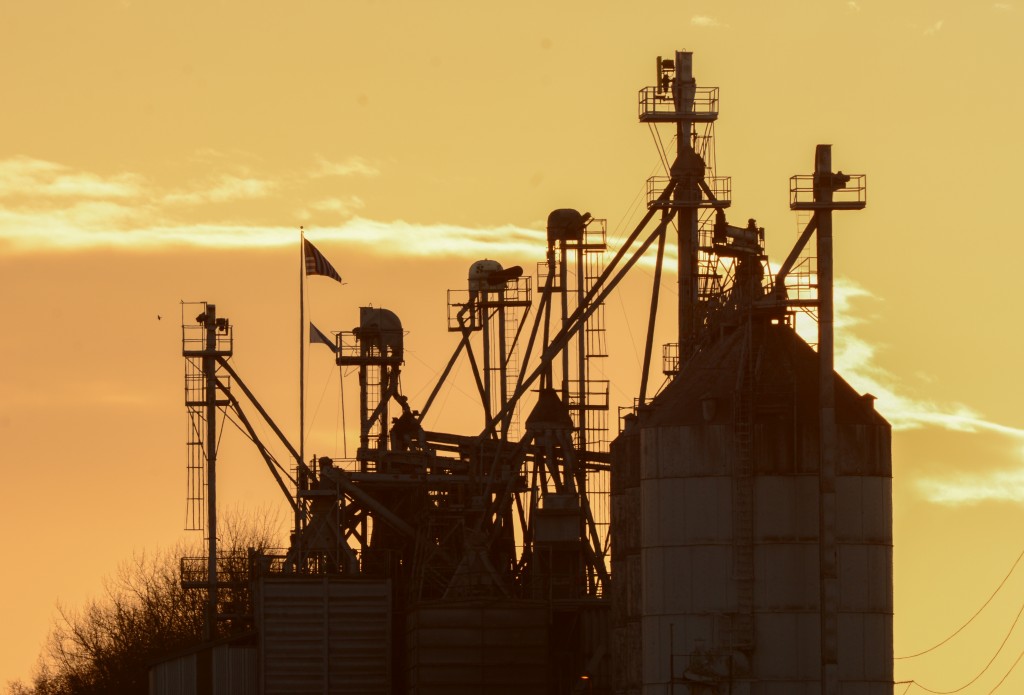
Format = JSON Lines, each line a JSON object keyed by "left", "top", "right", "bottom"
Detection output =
{"left": 641, "top": 322, "right": 889, "bottom": 429}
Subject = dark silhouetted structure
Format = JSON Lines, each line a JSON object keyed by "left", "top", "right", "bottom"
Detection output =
{"left": 155, "top": 52, "right": 890, "bottom": 695}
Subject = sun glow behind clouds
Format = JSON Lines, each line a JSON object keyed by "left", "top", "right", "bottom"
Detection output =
{"left": 0, "top": 156, "right": 145, "bottom": 199}
{"left": 0, "top": 154, "right": 377, "bottom": 209}
{"left": 917, "top": 467, "right": 1024, "bottom": 506}
{"left": 783, "top": 277, "right": 1017, "bottom": 439}
{"left": 829, "top": 281, "right": 1024, "bottom": 439}
{"left": 0, "top": 155, "right": 546, "bottom": 256}
{"left": 0, "top": 208, "right": 546, "bottom": 256}
{"left": 828, "top": 281, "right": 1024, "bottom": 506}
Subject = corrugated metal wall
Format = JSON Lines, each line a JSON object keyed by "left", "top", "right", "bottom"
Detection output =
{"left": 150, "top": 653, "right": 197, "bottom": 695}
{"left": 149, "top": 646, "right": 256, "bottom": 695}
{"left": 256, "top": 576, "right": 391, "bottom": 695}
{"left": 405, "top": 599, "right": 549, "bottom": 695}
{"left": 213, "top": 646, "right": 257, "bottom": 694}
{"left": 610, "top": 424, "right": 642, "bottom": 695}
{"left": 637, "top": 423, "right": 892, "bottom": 694}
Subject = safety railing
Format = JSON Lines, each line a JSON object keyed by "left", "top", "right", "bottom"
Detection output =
{"left": 789, "top": 173, "right": 867, "bottom": 210}
{"left": 638, "top": 85, "right": 719, "bottom": 122}
{"left": 646, "top": 175, "right": 731, "bottom": 208}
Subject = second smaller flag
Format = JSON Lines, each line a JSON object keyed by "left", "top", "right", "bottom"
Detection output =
{"left": 309, "top": 323, "right": 338, "bottom": 354}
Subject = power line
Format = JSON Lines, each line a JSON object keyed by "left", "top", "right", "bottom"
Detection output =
{"left": 897, "top": 547, "right": 1024, "bottom": 660}
{"left": 986, "top": 641, "right": 1024, "bottom": 694}
{"left": 905, "top": 642, "right": 1024, "bottom": 695}
{"left": 907, "top": 600, "right": 1024, "bottom": 694}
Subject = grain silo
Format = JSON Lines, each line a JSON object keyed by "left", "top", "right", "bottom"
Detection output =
{"left": 613, "top": 319, "right": 892, "bottom": 694}
{"left": 611, "top": 53, "right": 893, "bottom": 692}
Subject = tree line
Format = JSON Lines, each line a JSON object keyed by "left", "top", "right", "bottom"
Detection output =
{"left": 7, "top": 512, "right": 280, "bottom": 695}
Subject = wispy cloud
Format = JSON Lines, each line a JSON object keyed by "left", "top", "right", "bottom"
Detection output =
{"left": 0, "top": 157, "right": 145, "bottom": 199}
{"left": 0, "top": 156, "right": 387, "bottom": 250}
{"left": 829, "top": 281, "right": 1024, "bottom": 439}
{"left": 322, "top": 218, "right": 546, "bottom": 257}
{"left": 923, "top": 19, "right": 944, "bottom": 35}
{"left": 0, "top": 203, "right": 545, "bottom": 257}
{"left": 765, "top": 264, "right": 1024, "bottom": 441}
{"left": 690, "top": 15, "right": 723, "bottom": 28}
{"left": 298, "top": 196, "right": 366, "bottom": 220}
{"left": 162, "top": 175, "right": 277, "bottom": 205}
{"left": 311, "top": 155, "right": 380, "bottom": 178}
{"left": 847, "top": 1, "right": 861, "bottom": 11}
{"left": 0, "top": 155, "right": 376, "bottom": 213}
{"left": 825, "top": 281, "right": 1024, "bottom": 506}
{"left": 0, "top": 156, "right": 548, "bottom": 256}
{"left": 917, "top": 467, "right": 1024, "bottom": 506}
{"left": 994, "top": 2, "right": 1013, "bottom": 10}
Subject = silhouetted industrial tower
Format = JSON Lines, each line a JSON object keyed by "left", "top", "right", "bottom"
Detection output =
{"left": 166, "top": 50, "right": 887, "bottom": 695}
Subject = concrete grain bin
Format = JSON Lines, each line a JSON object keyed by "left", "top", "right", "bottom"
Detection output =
{"left": 611, "top": 319, "right": 892, "bottom": 695}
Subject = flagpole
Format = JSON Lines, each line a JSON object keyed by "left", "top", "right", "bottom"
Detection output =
{"left": 299, "top": 236, "right": 342, "bottom": 485}
{"left": 299, "top": 226, "right": 306, "bottom": 482}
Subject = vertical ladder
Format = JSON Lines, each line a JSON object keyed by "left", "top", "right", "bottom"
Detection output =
{"left": 732, "top": 322, "right": 756, "bottom": 650}
{"left": 184, "top": 359, "right": 207, "bottom": 532}
{"left": 502, "top": 288, "right": 522, "bottom": 441}
{"left": 364, "top": 364, "right": 382, "bottom": 445}
{"left": 583, "top": 256, "right": 609, "bottom": 453}
{"left": 697, "top": 212, "right": 723, "bottom": 302}
{"left": 581, "top": 227, "right": 612, "bottom": 560}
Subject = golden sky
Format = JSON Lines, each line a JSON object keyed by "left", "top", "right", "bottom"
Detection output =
{"left": 3, "top": 1, "right": 1024, "bottom": 691}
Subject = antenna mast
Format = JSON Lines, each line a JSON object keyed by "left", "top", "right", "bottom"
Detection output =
{"left": 639, "top": 52, "right": 731, "bottom": 373}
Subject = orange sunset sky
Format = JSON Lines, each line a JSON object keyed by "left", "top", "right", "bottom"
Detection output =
{"left": 3, "top": 1, "right": 1024, "bottom": 692}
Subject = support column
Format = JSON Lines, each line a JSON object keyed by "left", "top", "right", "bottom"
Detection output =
{"left": 814, "top": 144, "right": 839, "bottom": 695}
{"left": 202, "top": 305, "right": 219, "bottom": 641}
{"left": 674, "top": 51, "right": 700, "bottom": 359}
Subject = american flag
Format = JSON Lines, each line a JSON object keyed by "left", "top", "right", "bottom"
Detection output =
{"left": 303, "top": 238, "right": 343, "bottom": 283}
